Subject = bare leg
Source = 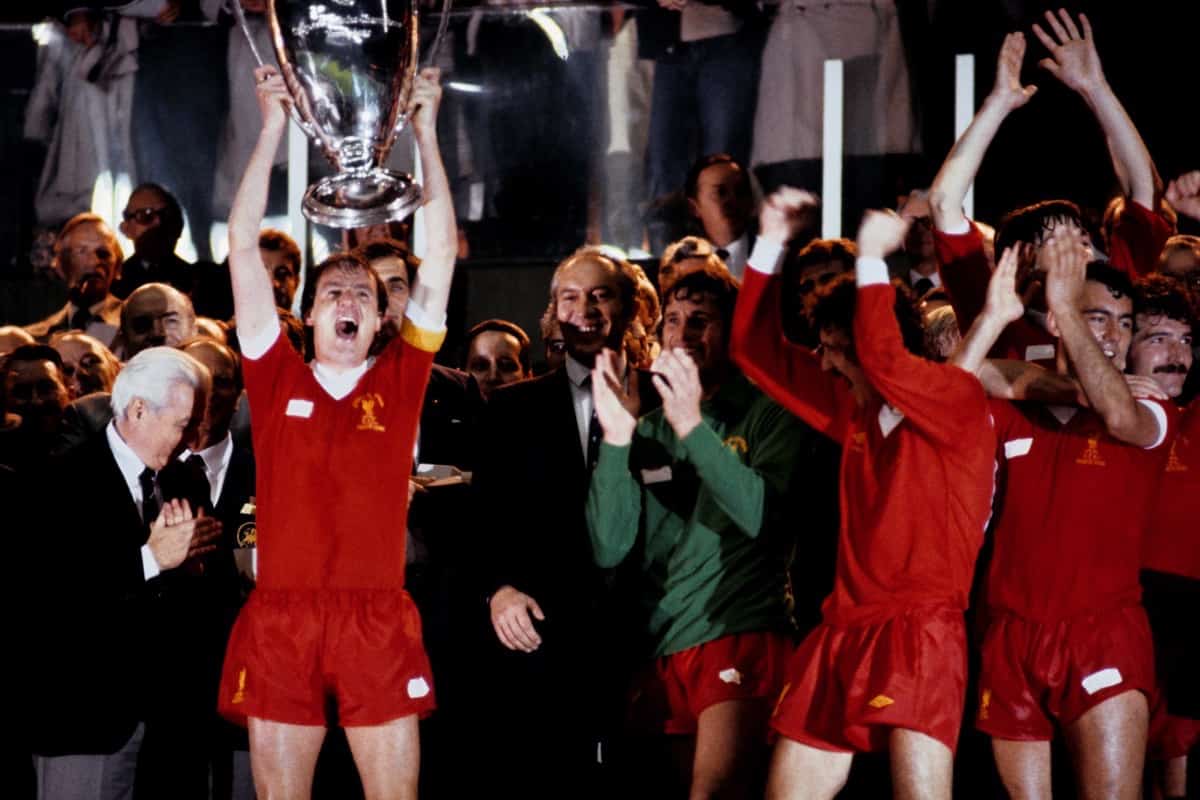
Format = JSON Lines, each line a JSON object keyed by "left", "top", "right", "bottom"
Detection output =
{"left": 1161, "top": 754, "right": 1187, "bottom": 799}
{"left": 344, "top": 715, "right": 421, "bottom": 800}
{"left": 991, "top": 738, "right": 1052, "bottom": 800}
{"left": 766, "top": 737, "right": 853, "bottom": 800}
{"left": 689, "top": 699, "right": 771, "bottom": 800}
{"left": 247, "top": 718, "right": 326, "bottom": 800}
{"left": 890, "top": 728, "right": 953, "bottom": 800}
{"left": 1065, "top": 690, "right": 1149, "bottom": 800}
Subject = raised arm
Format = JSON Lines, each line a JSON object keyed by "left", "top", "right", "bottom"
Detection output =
{"left": 1044, "top": 230, "right": 1163, "bottom": 446}
{"left": 853, "top": 211, "right": 988, "bottom": 443}
{"left": 1032, "top": 9, "right": 1156, "bottom": 209}
{"left": 1166, "top": 171, "right": 1200, "bottom": 222}
{"left": 586, "top": 349, "right": 642, "bottom": 568}
{"left": 929, "top": 32, "right": 1036, "bottom": 234}
{"left": 227, "top": 66, "right": 288, "bottom": 352}
{"left": 728, "top": 189, "right": 852, "bottom": 440}
{"left": 407, "top": 67, "right": 456, "bottom": 319}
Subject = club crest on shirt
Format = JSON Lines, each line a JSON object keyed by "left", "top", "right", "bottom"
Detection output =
{"left": 849, "top": 431, "right": 867, "bottom": 454}
{"left": 1076, "top": 436, "right": 1106, "bottom": 467}
{"left": 724, "top": 435, "right": 748, "bottom": 455}
{"left": 1166, "top": 436, "right": 1188, "bottom": 473}
{"left": 236, "top": 522, "right": 257, "bottom": 547}
{"left": 354, "top": 392, "right": 386, "bottom": 432}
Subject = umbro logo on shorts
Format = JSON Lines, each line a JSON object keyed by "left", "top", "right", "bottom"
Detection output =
{"left": 718, "top": 668, "right": 743, "bottom": 685}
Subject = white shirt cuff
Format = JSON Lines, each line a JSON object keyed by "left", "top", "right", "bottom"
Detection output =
{"left": 240, "top": 322, "right": 280, "bottom": 361}
{"left": 1137, "top": 398, "right": 1169, "bottom": 450}
{"left": 404, "top": 297, "right": 447, "bottom": 333}
{"left": 938, "top": 217, "right": 972, "bottom": 236}
{"left": 141, "top": 544, "right": 161, "bottom": 581}
{"left": 747, "top": 238, "right": 786, "bottom": 276}
{"left": 855, "top": 257, "right": 890, "bottom": 287}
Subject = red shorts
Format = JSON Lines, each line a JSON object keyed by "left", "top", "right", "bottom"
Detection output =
{"left": 770, "top": 606, "right": 967, "bottom": 754}
{"left": 977, "top": 605, "right": 1154, "bottom": 741}
{"left": 1149, "top": 690, "right": 1200, "bottom": 761}
{"left": 627, "top": 631, "right": 792, "bottom": 735}
{"left": 218, "top": 588, "right": 435, "bottom": 727}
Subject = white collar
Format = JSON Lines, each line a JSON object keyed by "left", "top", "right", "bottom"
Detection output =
{"left": 181, "top": 431, "right": 232, "bottom": 476}
{"left": 565, "top": 354, "right": 592, "bottom": 388}
{"left": 311, "top": 357, "right": 374, "bottom": 400}
{"left": 909, "top": 268, "right": 941, "bottom": 288}
{"left": 1047, "top": 405, "right": 1078, "bottom": 425}
{"left": 106, "top": 419, "right": 151, "bottom": 485}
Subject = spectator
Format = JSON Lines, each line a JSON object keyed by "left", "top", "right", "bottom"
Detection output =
{"left": 0, "top": 344, "right": 70, "bottom": 470}
{"left": 258, "top": 228, "right": 302, "bottom": 311}
{"left": 539, "top": 309, "right": 566, "bottom": 374}
{"left": 111, "top": 183, "right": 193, "bottom": 299}
{"left": 462, "top": 319, "right": 531, "bottom": 399}
{"left": 684, "top": 154, "right": 756, "bottom": 278}
{"left": 780, "top": 237, "right": 857, "bottom": 346}
{"left": 0, "top": 326, "right": 35, "bottom": 357}
{"left": 117, "top": 282, "right": 197, "bottom": 358}
{"left": 50, "top": 331, "right": 120, "bottom": 398}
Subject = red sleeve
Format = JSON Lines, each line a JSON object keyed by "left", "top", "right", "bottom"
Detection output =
{"left": 1108, "top": 201, "right": 1174, "bottom": 278}
{"left": 730, "top": 267, "right": 853, "bottom": 443}
{"left": 934, "top": 223, "right": 990, "bottom": 337}
{"left": 853, "top": 283, "right": 989, "bottom": 446}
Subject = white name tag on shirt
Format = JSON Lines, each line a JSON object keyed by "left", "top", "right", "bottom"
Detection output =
{"left": 1004, "top": 438, "right": 1033, "bottom": 459}
{"left": 1025, "top": 344, "right": 1056, "bottom": 362}
{"left": 641, "top": 466, "right": 673, "bottom": 485}
{"left": 286, "top": 399, "right": 314, "bottom": 418}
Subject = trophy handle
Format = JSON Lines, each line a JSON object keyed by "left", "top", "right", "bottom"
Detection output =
{"left": 229, "top": 0, "right": 321, "bottom": 140}
{"left": 423, "top": 0, "right": 453, "bottom": 70}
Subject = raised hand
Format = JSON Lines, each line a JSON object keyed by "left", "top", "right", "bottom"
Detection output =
{"left": 407, "top": 67, "right": 443, "bottom": 140}
{"left": 1166, "top": 171, "right": 1200, "bottom": 221}
{"left": 759, "top": 187, "right": 820, "bottom": 246}
{"left": 651, "top": 349, "right": 704, "bottom": 440}
{"left": 1041, "top": 228, "right": 1089, "bottom": 315}
{"left": 1032, "top": 9, "right": 1105, "bottom": 95}
{"left": 855, "top": 209, "right": 910, "bottom": 260}
{"left": 253, "top": 65, "right": 291, "bottom": 133}
{"left": 984, "top": 246, "right": 1025, "bottom": 326}
{"left": 147, "top": 499, "right": 220, "bottom": 571}
{"left": 591, "top": 348, "right": 637, "bottom": 446}
{"left": 991, "top": 32, "right": 1038, "bottom": 111}
{"left": 1124, "top": 374, "right": 1168, "bottom": 401}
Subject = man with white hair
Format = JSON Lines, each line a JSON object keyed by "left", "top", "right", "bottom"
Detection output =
{"left": 26, "top": 346, "right": 222, "bottom": 800}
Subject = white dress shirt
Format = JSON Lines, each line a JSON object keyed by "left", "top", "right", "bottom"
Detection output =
{"left": 179, "top": 431, "right": 233, "bottom": 508}
{"left": 565, "top": 355, "right": 595, "bottom": 465}
{"left": 719, "top": 232, "right": 751, "bottom": 280}
{"left": 105, "top": 421, "right": 163, "bottom": 581}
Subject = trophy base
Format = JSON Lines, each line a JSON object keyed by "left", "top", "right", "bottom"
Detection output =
{"left": 302, "top": 171, "right": 424, "bottom": 228}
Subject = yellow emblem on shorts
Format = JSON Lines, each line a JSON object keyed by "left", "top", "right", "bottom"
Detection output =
{"left": 354, "top": 392, "right": 386, "bottom": 432}
{"left": 724, "top": 435, "right": 748, "bottom": 455}
{"left": 771, "top": 682, "right": 792, "bottom": 719}
{"left": 867, "top": 694, "right": 894, "bottom": 709}
{"left": 1076, "top": 436, "right": 1106, "bottom": 467}
{"left": 236, "top": 522, "right": 257, "bottom": 547}
{"left": 232, "top": 668, "right": 247, "bottom": 704}
{"left": 979, "top": 688, "right": 991, "bottom": 720}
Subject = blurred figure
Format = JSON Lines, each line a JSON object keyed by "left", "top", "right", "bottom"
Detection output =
{"left": 25, "top": 214, "right": 124, "bottom": 347}
{"left": 118, "top": 282, "right": 197, "bottom": 358}
{"left": 923, "top": 305, "right": 960, "bottom": 362}
{"left": 353, "top": 238, "right": 419, "bottom": 331}
{"left": 194, "top": 318, "right": 228, "bottom": 344}
{"left": 0, "top": 326, "right": 35, "bottom": 357}
{"left": 539, "top": 311, "right": 566, "bottom": 374}
{"left": 463, "top": 320, "right": 531, "bottom": 399}
{"left": 51, "top": 331, "right": 120, "bottom": 398}
{"left": 780, "top": 237, "right": 857, "bottom": 345}
{"left": 0, "top": 344, "right": 70, "bottom": 470}
{"left": 112, "top": 183, "right": 192, "bottom": 298}
{"left": 684, "top": 154, "right": 757, "bottom": 278}
{"left": 1159, "top": 234, "right": 1200, "bottom": 286}
{"left": 659, "top": 236, "right": 726, "bottom": 296}
{"left": 258, "top": 229, "right": 302, "bottom": 311}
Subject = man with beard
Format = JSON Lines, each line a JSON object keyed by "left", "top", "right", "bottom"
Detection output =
{"left": 471, "top": 245, "right": 659, "bottom": 798}
{"left": 1127, "top": 275, "right": 1200, "bottom": 799}
{"left": 25, "top": 214, "right": 124, "bottom": 348}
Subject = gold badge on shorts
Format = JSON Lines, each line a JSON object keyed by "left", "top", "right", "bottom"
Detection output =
{"left": 354, "top": 392, "right": 386, "bottom": 432}
{"left": 867, "top": 694, "right": 894, "bottom": 709}
{"left": 232, "top": 668, "right": 247, "bottom": 704}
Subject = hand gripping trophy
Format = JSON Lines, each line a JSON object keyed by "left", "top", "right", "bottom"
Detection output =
{"left": 233, "top": 0, "right": 451, "bottom": 226}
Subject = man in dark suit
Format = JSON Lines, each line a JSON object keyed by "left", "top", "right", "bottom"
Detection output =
{"left": 110, "top": 183, "right": 194, "bottom": 299}
{"left": 25, "top": 346, "right": 220, "bottom": 800}
{"left": 137, "top": 338, "right": 256, "bottom": 800}
{"left": 470, "top": 246, "right": 659, "bottom": 799}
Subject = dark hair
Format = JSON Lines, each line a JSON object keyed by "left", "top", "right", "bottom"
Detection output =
{"left": 662, "top": 262, "right": 740, "bottom": 335}
{"left": 810, "top": 275, "right": 926, "bottom": 357}
{"left": 684, "top": 153, "right": 747, "bottom": 201}
{"left": 786, "top": 237, "right": 858, "bottom": 275}
{"left": 1085, "top": 260, "right": 1134, "bottom": 301}
{"left": 2, "top": 344, "right": 64, "bottom": 372}
{"left": 1103, "top": 195, "right": 1177, "bottom": 251}
{"left": 131, "top": 182, "right": 185, "bottom": 243}
{"left": 299, "top": 252, "right": 389, "bottom": 322}
{"left": 258, "top": 228, "right": 302, "bottom": 275}
{"left": 1133, "top": 274, "right": 1197, "bottom": 331}
{"left": 659, "top": 236, "right": 726, "bottom": 295}
{"left": 995, "top": 200, "right": 1083, "bottom": 263}
{"left": 354, "top": 238, "right": 420, "bottom": 287}
{"left": 180, "top": 337, "right": 245, "bottom": 394}
{"left": 464, "top": 319, "right": 532, "bottom": 372}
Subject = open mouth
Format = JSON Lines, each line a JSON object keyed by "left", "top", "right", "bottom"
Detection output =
{"left": 335, "top": 318, "right": 359, "bottom": 339}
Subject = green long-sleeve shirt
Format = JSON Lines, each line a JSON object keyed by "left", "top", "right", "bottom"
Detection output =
{"left": 586, "top": 373, "right": 805, "bottom": 658}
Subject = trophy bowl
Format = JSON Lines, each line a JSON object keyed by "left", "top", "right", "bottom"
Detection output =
{"left": 267, "top": 0, "right": 423, "bottom": 227}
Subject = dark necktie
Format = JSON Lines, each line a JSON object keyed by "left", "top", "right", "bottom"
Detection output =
{"left": 69, "top": 307, "right": 91, "bottom": 331}
{"left": 586, "top": 408, "right": 603, "bottom": 471}
{"left": 716, "top": 247, "right": 730, "bottom": 262}
{"left": 139, "top": 468, "right": 159, "bottom": 526}
{"left": 913, "top": 277, "right": 934, "bottom": 297}
{"left": 186, "top": 454, "right": 212, "bottom": 509}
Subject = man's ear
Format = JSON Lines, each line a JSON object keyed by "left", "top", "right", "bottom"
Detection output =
{"left": 1046, "top": 309, "right": 1061, "bottom": 339}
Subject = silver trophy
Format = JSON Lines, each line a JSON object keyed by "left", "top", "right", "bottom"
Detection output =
{"left": 233, "top": 0, "right": 450, "bottom": 227}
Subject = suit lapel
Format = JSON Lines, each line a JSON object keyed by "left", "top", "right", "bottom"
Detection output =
{"left": 548, "top": 368, "right": 587, "bottom": 473}
{"left": 94, "top": 436, "right": 150, "bottom": 546}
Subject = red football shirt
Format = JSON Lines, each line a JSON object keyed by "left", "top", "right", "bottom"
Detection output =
{"left": 987, "top": 399, "right": 1175, "bottom": 622}
{"left": 242, "top": 321, "right": 441, "bottom": 589}
{"left": 1143, "top": 400, "right": 1200, "bottom": 579}
{"left": 732, "top": 259, "right": 997, "bottom": 625}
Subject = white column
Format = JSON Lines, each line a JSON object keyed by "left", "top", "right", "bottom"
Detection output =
{"left": 821, "top": 59, "right": 843, "bottom": 240}
{"left": 955, "top": 53, "right": 976, "bottom": 220}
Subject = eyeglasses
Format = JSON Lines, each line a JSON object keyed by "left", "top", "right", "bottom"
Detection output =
{"left": 122, "top": 207, "right": 166, "bottom": 225}
{"left": 546, "top": 339, "right": 567, "bottom": 353}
